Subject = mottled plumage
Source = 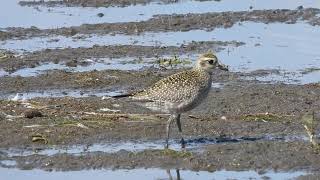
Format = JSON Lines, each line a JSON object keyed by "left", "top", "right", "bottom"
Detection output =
{"left": 132, "top": 68, "right": 212, "bottom": 114}
{"left": 117, "top": 52, "right": 228, "bottom": 149}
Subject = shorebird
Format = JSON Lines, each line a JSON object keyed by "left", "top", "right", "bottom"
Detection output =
{"left": 115, "top": 52, "right": 228, "bottom": 148}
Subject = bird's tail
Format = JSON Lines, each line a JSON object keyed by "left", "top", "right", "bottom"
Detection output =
{"left": 111, "top": 93, "right": 133, "bottom": 98}
{"left": 110, "top": 89, "right": 146, "bottom": 98}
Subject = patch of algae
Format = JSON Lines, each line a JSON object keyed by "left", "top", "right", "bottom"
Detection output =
{"left": 160, "top": 149, "right": 192, "bottom": 158}
{"left": 240, "top": 113, "right": 287, "bottom": 122}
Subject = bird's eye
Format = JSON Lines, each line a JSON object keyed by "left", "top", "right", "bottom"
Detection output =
{"left": 208, "top": 60, "right": 214, "bottom": 64}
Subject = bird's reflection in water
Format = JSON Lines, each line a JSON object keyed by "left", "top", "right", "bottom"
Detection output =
{"left": 165, "top": 169, "right": 181, "bottom": 180}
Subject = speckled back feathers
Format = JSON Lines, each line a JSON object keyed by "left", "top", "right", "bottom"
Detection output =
{"left": 133, "top": 68, "right": 211, "bottom": 103}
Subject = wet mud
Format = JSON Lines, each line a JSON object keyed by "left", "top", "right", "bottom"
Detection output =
{"left": 0, "top": 74, "right": 319, "bottom": 147}
{"left": 18, "top": 0, "right": 186, "bottom": 8}
{"left": 2, "top": 0, "right": 320, "bottom": 178}
{"left": 0, "top": 41, "right": 243, "bottom": 72}
{"left": 2, "top": 141, "right": 319, "bottom": 172}
{"left": 1, "top": 80, "right": 320, "bottom": 171}
{"left": 1, "top": 8, "right": 320, "bottom": 41}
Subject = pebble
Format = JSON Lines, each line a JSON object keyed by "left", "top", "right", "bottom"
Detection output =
{"left": 24, "top": 110, "right": 43, "bottom": 119}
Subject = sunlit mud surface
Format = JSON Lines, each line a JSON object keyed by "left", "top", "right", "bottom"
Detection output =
{"left": 1, "top": 0, "right": 320, "bottom": 179}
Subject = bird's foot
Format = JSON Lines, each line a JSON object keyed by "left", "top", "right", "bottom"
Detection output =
{"left": 164, "top": 141, "right": 169, "bottom": 149}
{"left": 180, "top": 138, "right": 186, "bottom": 150}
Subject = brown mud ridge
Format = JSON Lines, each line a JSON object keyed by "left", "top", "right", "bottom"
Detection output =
{"left": 18, "top": 0, "right": 212, "bottom": 8}
{"left": 2, "top": 85, "right": 317, "bottom": 170}
{"left": 0, "top": 69, "right": 320, "bottom": 171}
{"left": 0, "top": 69, "right": 163, "bottom": 94}
{"left": 1, "top": 8, "right": 320, "bottom": 40}
{"left": 0, "top": 41, "right": 243, "bottom": 72}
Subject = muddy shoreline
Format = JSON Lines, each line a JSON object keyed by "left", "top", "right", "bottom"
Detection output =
{"left": 1, "top": 8, "right": 320, "bottom": 41}
{"left": 0, "top": 41, "right": 243, "bottom": 72}
{"left": 18, "top": 0, "right": 204, "bottom": 8}
{"left": 2, "top": 0, "right": 320, "bottom": 176}
{"left": 0, "top": 76, "right": 318, "bottom": 147}
{"left": 0, "top": 141, "right": 317, "bottom": 172}
{"left": 1, "top": 80, "right": 319, "bottom": 171}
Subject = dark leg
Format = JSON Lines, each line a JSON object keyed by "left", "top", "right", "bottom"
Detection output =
{"left": 176, "top": 114, "right": 186, "bottom": 149}
{"left": 176, "top": 169, "right": 181, "bottom": 180}
{"left": 165, "top": 115, "right": 175, "bottom": 149}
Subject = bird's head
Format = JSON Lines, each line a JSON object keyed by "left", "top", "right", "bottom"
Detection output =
{"left": 195, "top": 52, "right": 228, "bottom": 73}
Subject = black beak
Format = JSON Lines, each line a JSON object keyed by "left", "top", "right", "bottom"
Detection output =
{"left": 217, "top": 63, "right": 229, "bottom": 71}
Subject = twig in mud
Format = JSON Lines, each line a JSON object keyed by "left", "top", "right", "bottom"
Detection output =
{"left": 32, "top": 134, "right": 48, "bottom": 144}
{"left": 84, "top": 112, "right": 169, "bottom": 116}
{"left": 188, "top": 115, "right": 200, "bottom": 119}
{"left": 301, "top": 111, "right": 319, "bottom": 149}
{"left": 82, "top": 112, "right": 170, "bottom": 123}
{"left": 76, "top": 123, "right": 89, "bottom": 129}
{"left": 57, "top": 121, "right": 90, "bottom": 129}
{"left": 241, "top": 112, "right": 294, "bottom": 122}
{"left": 83, "top": 112, "right": 169, "bottom": 118}
{"left": 24, "top": 124, "right": 44, "bottom": 128}
{"left": 23, "top": 121, "right": 110, "bottom": 129}
{"left": 99, "top": 108, "right": 121, "bottom": 113}
{"left": 303, "top": 124, "right": 317, "bottom": 147}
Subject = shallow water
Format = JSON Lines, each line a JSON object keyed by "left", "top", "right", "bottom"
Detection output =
{"left": 1, "top": 0, "right": 319, "bottom": 28}
{"left": 2, "top": 140, "right": 183, "bottom": 157}
{"left": 0, "top": 135, "right": 309, "bottom": 157}
{"left": 0, "top": 160, "right": 17, "bottom": 167}
{"left": 0, "top": 82, "right": 224, "bottom": 100}
{"left": 2, "top": 22, "right": 320, "bottom": 84}
{"left": 1, "top": 89, "right": 124, "bottom": 101}
{"left": 0, "top": 61, "right": 146, "bottom": 77}
{"left": 1, "top": 2, "right": 319, "bottom": 179}
{"left": 3, "top": 22, "right": 320, "bottom": 72}
{"left": 0, "top": 69, "right": 8, "bottom": 76}
{"left": 0, "top": 167, "right": 308, "bottom": 180}
{"left": 0, "top": 56, "right": 193, "bottom": 77}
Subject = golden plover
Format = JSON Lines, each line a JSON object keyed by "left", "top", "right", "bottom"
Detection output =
{"left": 116, "top": 52, "right": 228, "bottom": 148}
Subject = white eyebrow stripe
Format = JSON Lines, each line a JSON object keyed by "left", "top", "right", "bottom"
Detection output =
{"left": 202, "top": 57, "right": 216, "bottom": 61}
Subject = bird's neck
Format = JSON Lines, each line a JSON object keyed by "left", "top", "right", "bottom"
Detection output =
{"left": 191, "top": 67, "right": 213, "bottom": 89}
{"left": 193, "top": 66, "right": 213, "bottom": 76}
